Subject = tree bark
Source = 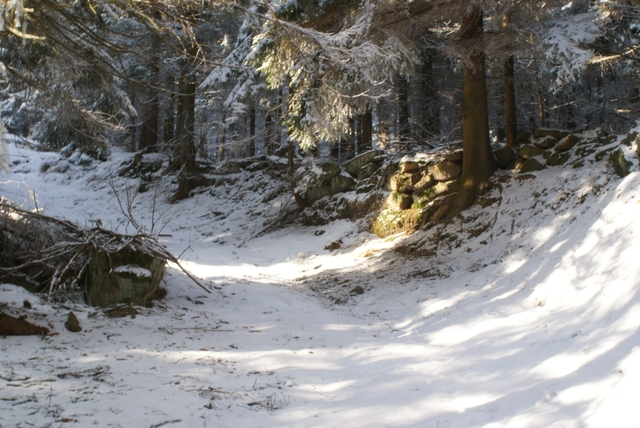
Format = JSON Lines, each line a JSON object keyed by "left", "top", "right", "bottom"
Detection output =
{"left": 504, "top": 55, "right": 517, "bottom": 147}
{"left": 359, "top": 107, "right": 373, "bottom": 153}
{"left": 172, "top": 49, "right": 200, "bottom": 202}
{"left": 248, "top": 98, "right": 256, "bottom": 157}
{"left": 449, "top": 5, "right": 496, "bottom": 218}
{"left": 397, "top": 74, "right": 410, "bottom": 141}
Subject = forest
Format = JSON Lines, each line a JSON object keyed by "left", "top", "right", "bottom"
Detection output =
{"left": 2, "top": 1, "right": 640, "bottom": 427}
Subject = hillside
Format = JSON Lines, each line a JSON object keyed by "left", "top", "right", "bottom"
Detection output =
{"left": 1, "top": 131, "right": 640, "bottom": 427}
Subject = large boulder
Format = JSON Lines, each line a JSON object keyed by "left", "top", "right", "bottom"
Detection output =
{"left": 305, "top": 185, "right": 333, "bottom": 203}
{"left": 518, "top": 144, "right": 547, "bottom": 159}
{"left": 430, "top": 160, "right": 460, "bottom": 181}
{"left": 516, "top": 131, "right": 532, "bottom": 145}
{"left": 344, "top": 150, "right": 384, "bottom": 177}
{"left": 357, "top": 163, "right": 380, "bottom": 180}
{"left": 388, "top": 173, "right": 419, "bottom": 193}
{"left": 412, "top": 181, "right": 457, "bottom": 209}
{"left": 546, "top": 151, "right": 571, "bottom": 167}
{"left": 330, "top": 173, "right": 356, "bottom": 194}
{"left": 534, "top": 128, "right": 571, "bottom": 139}
{"left": 534, "top": 136, "right": 558, "bottom": 149}
{"left": 387, "top": 191, "right": 413, "bottom": 211}
{"left": 493, "top": 147, "right": 516, "bottom": 169}
{"left": 519, "top": 158, "right": 546, "bottom": 173}
{"left": 554, "top": 134, "right": 582, "bottom": 152}
{"left": 413, "top": 172, "right": 436, "bottom": 191}
{"left": 399, "top": 161, "right": 420, "bottom": 174}
{"left": 84, "top": 250, "right": 165, "bottom": 308}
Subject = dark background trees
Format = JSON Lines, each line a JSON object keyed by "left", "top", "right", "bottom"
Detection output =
{"left": 2, "top": 0, "right": 640, "bottom": 209}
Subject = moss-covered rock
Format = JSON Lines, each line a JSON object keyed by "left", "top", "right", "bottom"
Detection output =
{"left": 518, "top": 145, "right": 547, "bottom": 159}
{"left": 330, "top": 173, "right": 356, "bottom": 194}
{"left": 387, "top": 191, "right": 413, "bottom": 211}
{"left": 546, "top": 151, "right": 571, "bottom": 167}
{"left": 430, "top": 160, "right": 461, "bottom": 181}
{"left": 621, "top": 131, "right": 638, "bottom": 147}
{"left": 411, "top": 181, "right": 457, "bottom": 209}
{"left": 519, "top": 158, "right": 546, "bottom": 173}
{"left": 344, "top": 150, "right": 384, "bottom": 176}
{"left": 610, "top": 148, "right": 632, "bottom": 178}
{"left": 370, "top": 209, "right": 425, "bottom": 238}
{"left": 555, "top": 134, "right": 582, "bottom": 152}
{"left": 516, "top": 131, "right": 532, "bottom": 145}
{"left": 357, "top": 163, "right": 380, "bottom": 180}
{"left": 84, "top": 250, "right": 165, "bottom": 308}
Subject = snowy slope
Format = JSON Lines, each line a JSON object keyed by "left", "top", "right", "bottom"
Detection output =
{"left": 1, "top": 139, "right": 640, "bottom": 428}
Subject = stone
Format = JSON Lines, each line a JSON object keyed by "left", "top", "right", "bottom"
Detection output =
{"left": 318, "top": 162, "right": 341, "bottom": 183}
{"left": 399, "top": 161, "right": 420, "bottom": 174}
{"left": 65, "top": 312, "right": 82, "bottom": 333}
{"left": 356, "top": 182, "right": 376, "bottom": 194}
{"left": 518, "top": 144, "right": 547, "bottom": 159}
{"left": 412, "top": 172, "right": 436, "bottom": 191}
{"left": 370, "top": 208, "right": 425, "bottom": 238}
{"left": 330, "top": 173, "right": 356, "bottom": 194}
{"left": 305, "top": 185, "right": 332, "bottom": 203}
{"left": 350, "top": 286, "right": 364, "bottom": 295}
{"left": 443, "top": 149, "right": 464, "bottom": 162}
{"left": 554, "top": 134, "right": 582, "bottom": 152}
{"left": 493, "top": 147, "right": 516, "bottom": 169}
{"left": 534, "top": 128, "right": 571, "bottom": 139}
{"left": 84, "top": 250, "right": 165, "bottom": 308}
{"left": 534, "top": 136, "right": 558, "bottom": 149}
{"left": 519, "top": 158, "right": 546, "bottom": 173}
{"left": 430, "top": 160, "right": 461, "bottom": 181}
{"left": 620, "top": 131, "right": 638, "bottom": 147}
{"left": 388, "top": 173, "right": 416, "bottom": 193}
{"left": 546, "top": 151, "right": 571, "bottom": 167}
{"left": 324, "top": 240, "right": 343, "bottom": 251}
{"left": 412, "top": 181, "right": 457, "bottom": 209}
{"left": 610, "top": 148, "right": 632, "bottom": 178}
{"left": 357, "top": 163, "right": 380, "bottom": 180}
{"left": 344, "top": 150, "right": 384, "bottom": 177}
{"left": 516, "top": 131, "right": 532, "bottom": 145}
{"left": 387, "top": 191, "right": 413, "bottom": 211}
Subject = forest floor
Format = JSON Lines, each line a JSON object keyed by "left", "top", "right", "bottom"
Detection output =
{"left": 1, "top": 136, "right": 640, "bottom": 428}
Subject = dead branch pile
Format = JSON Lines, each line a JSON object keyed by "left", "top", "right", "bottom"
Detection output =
{"left": 0, "top": 200, "right": 209, "bottom": 300}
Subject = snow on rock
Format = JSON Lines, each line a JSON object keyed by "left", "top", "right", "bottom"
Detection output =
{"left": 1, "top": 137, "right": 640, "bottom": 427}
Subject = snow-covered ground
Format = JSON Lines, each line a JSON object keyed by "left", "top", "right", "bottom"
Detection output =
{"left": 1, "top": 139, "right": 640, "bottom": 427}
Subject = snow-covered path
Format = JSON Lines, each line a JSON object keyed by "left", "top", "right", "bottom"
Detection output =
{"left": 2, "top": 143, "right": 640, "bottom": 427}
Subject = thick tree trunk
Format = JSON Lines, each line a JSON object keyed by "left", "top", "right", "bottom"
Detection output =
{"left": 504, "top": 55, "right": 517, "bottom": 147}
{"left": 449, "top": 5, "right": 496, "bottom": 219}
{"left": 139, "top": 59, "right": 159, "bottom": 150}
{"left": 172, "top": 51, "right": 200, "bottom": 202}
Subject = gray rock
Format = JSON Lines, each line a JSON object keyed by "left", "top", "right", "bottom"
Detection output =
{"left": 546, "top": 152, "right": 571, "bottom": 167}
{"left": 357, "top": 163, "right": 380, "bottom": 180}
{"left": 534, "top": 136, "right": 558, "bottom": 149}
{"left": 534, "top": 128, "right": 571, "bottom": 139}
{"left": 412, "top": 181, "right": 457, "bottom": 209}
{"left": 493, "top": 147, "right": 516, "bottom": 169}
{"left": 554, "top": 134, "right": 581, "bottom": 152}
{"left": 430, "top": 160, "right": 461, "bottom": 181}
{"left": 518, "top": 144, "right": 547, "bottom": 159}
{"left": 305, "top": 185, "right": 333, "bottom": 203}
{"left": 65, "top": 312, "right": 82, "bottom": 333}
{"left": 344, "top": 150, "right": 384, "bottom": 176}
{"left": 318, "top": 162, "right": 342, "bottom": 184}
{"left": 388, "top": 173, "right": 418, "bottom": 193}
{"left": 519, "top": 158, "right": 546, "bottom": 173}
{"left": 330, "top": 173, "right": 356, "bottom": 194}
{"left": 387, "top": 191, "right": 413, "bottom": 211}
{"left": 516, "top": 131, "right": 532, "bottom": 145}
{"left": 610, "top": 148, "right": 632, "bottom": 178}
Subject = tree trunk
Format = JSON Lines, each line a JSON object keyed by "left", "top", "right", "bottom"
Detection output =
{"left": 163, "top": 75, "right": 176, "bottom": 148}
{"left": 420, "top": 48, "right": 439, "bottom": 140}
{"left": 504, "top": 55, "right": 517, "bottom": 147}
{"left": 248, "top": 98, "right": 256, "bottom": 157}
{"left": 397, "top": 75, "right": 410, "bottom": 141}
{"left": 172, "top": 50, "right": 200, "bottom": 202}
{"left": 219, "top": 113, "right": 226, "bottom": 161}
{"left": 359, "top": 107, "right": 373, "bottom": 153}
{"left": 139, "top": 60, "right": 159, "bottom": 150}
{"left": 449, "top": 5, "right": 496, "bottom": 219}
